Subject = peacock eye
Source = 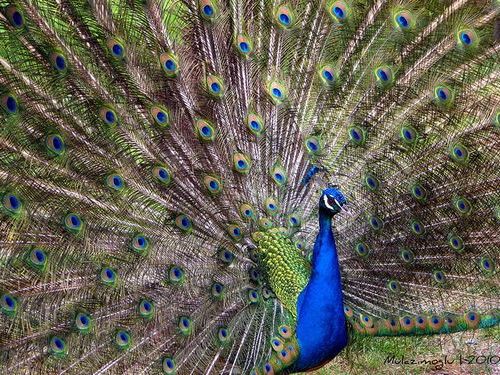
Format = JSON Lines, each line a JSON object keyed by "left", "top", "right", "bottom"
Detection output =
{"left": 327, "top": 196, "right": 337, "bottom": 207}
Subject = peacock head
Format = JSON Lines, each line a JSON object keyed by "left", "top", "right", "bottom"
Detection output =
{"left": 319, "top": 187, "right": 347, "bottom": 216}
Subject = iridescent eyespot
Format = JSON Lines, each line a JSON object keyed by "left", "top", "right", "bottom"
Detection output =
{"left": 107, "top": 37, "right": 125, "bottom": 59}
{"left": 247, "top": 289, "right": 259, "bottom": 303}
{"left": 211, "top": 282, "right": 224, "bottom": 299}
{"left": 457, "top": 29, "right": 478, "bottom": 49}
{"left": 75, "top": 312, "right": 91, "bottom": 333}
{"left": 400, "top": 316, "right": 415, "bottom": 331}
{"left": 359, "top": 314, "right": 374, "bottom": 328}
{"left": 394, "top": 10, "right": 413, "bottom": 31}
{"left": 259, "top": 217, "right": 273, "bottom": 230}
{"left": 5, "top": 6, "right": 25, "bottom": 28}
{"left": 384, "top": 317, "right": 399, "bottom": 332}
{"left": 218, "top": 247, "right": 235, "bottom": 264}
{"left": 449, "top": 143, "right": 469, "bottom": 164}
{"left": 45, "top": 134, "right": 65, "bottom": 156}
{"left": 270, "top": 163, "right": 287, "bottom": 186}
{"left": 278, "top": 324, "right": 292, "bottom": 338}
{"left": 178, "top": 316, "right": 192, "bottom": 335}
{"left": 368, "top": 215, "right": 383, "bottom": 231}
{"left": 447, "top": 233, "right": 464, "bottom": 253}
{"left": 263, "top": 362, "right": 274, "bottom": 375}
{"left": 63, "top": 212, "right": 83, "bottom": 234}
{"left": 49, "top": 336, "right": 67, "bottom": 356}
{"left": 433, "top": 270, "right": 445, "bottom": 283}
{"left": 464, "top": 311, "right": 480, "bottom": 328}
{"left": 428, "top": 315, "right": 443, "bottom": 330}
{"left": 236, "top": 35, "right": 253, "bottom": 56}
{"left": 400, "top": 125, "right": 417, "bottom": 144}
{"left": 288, "top": 213, "right": 301, "bottom": 227}
{"left": 152, "top": 165, "right": 172, "bottom": 185}
{"left": 1, "top": 293, "right": 18, "bottom": 316}
{"left": 206, "top": 75, "right": 225, "bottom": 98}
{"left": 387, "top": 279, "right": 400, "bottom": 293}
{"left": 262, "top": 286, "right": 274, "bottom": 299}
{"left": 364, "top": 173, "right": 379, "bottom": 192}
{"left": 266, "top": 80, "right": 288, "bottom": 105}
{"left": 445, "top": 315, "right": 458, "bottom": 328}
{"left": 278, "top": 348, "right": 293, "bottom": 365}
{"left": 99, "top": 106, "right": 118, "bottom": 125}
{"left": 203, "top": 175, "right": 223, "bottom": 195}
{"left": 415, "top": 316, "right": 427, "bottom": 329}
{"left": 410, "top": 220, "right": 425, "bottom": 235}
{"left": 199, "top": 0, "right": 218, "bottom": 21}
{"left": 138, "top": 299, "right": 154, "bottom": 319}
{"left": 1, "top": 93, "right": 19, "bottom": 114}
{"left": 106, "top": 173, "right": 125, "bottom": 191}
{"left": 479, "top": 257, "right": 494, "bottom": 274}
{"left": 348, "top": 126, "right": 366, "bottom": 146}
{"left": 318, "top": 65, "right": 336, "bottom": 86}
{"left": 227, "top": 224, "right": 243, "bottom": 241}
{"left": 131, "top": 234, "right": 149, "bottom": 255}
{"left": 2, "top": 192, "right": 22, "bottom": 216}
{"left": 274, "top": 4, "right": 295, "bottom": 29}
{"left": 233, "top": 153, "right": 251, "bottom": 174}
{"left": 160, "top": 51, "right": 179, "bottom": 78}
{"left": 150, "top": 105, "right": 170, "bottom": 127}
{"left": 434, "top": 85, "right": 454, "bottom": 106}
{"left": 239, "top": 203, "right": 255, "bottom": 220}
{"left": 100, "top": 267, "right": 117, "bottom": 286}
{"left": 354, "top": 241, "right": 370, "bottom": 257}
{"left": 248, "top": 267, "right": 261, "bottom": 283}
{"left": 50, "top": 52, "right": 67, "bottom": 72}
{"left": 246, "top": 113, "right": 265, "bottom": 136}
{"left": 217, "top": 326, "right": 229, "bottom": 344}
{"left": 26, "top": 247, "right": 47, "bottom": 271}
{"left": 195, "top": 119, "right": 216, "bottom": 141}
{"left": 399, "top": 248, "right": 415, "bottom": 264}
{"left": 264, "top": 198, "right": 279, "bottom": 216}
{"left": 328, "top": 1, "right": 350, "bottom": 22}
{"left": 453, "top": 196, "right": 472, "bottom": 215}
{"left": 162, "top": 357, "right": 176, "bottom": 374}
{"left": 168, "top": 265, "right": 185, "bottom": 284}
{"left": 305, "top": 136, "right": 322, "bottom": 155}
{"left": 115, "top": 330, "right": 131, "bottom": 350}
{"left": 271, "top": 337, "right": 284, "bottom": 352}
{"left": 410, "top": 183, "right": 426, "bottom": 202}
{"left": 343, "top": 305, "right": 354, "bottom": 318}
{"left": 374, "top": 66, "right": 393, "bottom": 87}
{"left": 175, "top": 214, "right": 193, "bottom": 233}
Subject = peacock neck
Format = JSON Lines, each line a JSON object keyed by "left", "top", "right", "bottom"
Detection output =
{"left": 313, "top": 208, "right": 338, "bottom": 275}
{"left": 291, "top": 206, "right": 348, "bottom": 371}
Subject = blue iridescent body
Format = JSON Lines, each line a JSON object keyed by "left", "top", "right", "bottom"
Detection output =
{"left": 291, "top": 188, "right": 349, "bottom": 371}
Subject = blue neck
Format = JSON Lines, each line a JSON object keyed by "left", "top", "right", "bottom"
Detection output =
{"left": 291, "top": 207, "right": 348, "bottom": 371}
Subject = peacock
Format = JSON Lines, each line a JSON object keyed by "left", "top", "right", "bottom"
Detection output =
{"left": 0, "top": 0, "right": 499, "bottom": 373}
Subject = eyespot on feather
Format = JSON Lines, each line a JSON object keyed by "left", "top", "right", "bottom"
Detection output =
{"left": 246, "top": 112, "right": 265, "bottom": 136}
{"left": 107, "top": 37, "right": 125, "bottom": 59}
{"left": 199, "top": 0, "right": 219, "bottom": 21}
{"left": 5, "top": 5, "right": 25, "bottom": 28}
{"left": 274, "top": 4, "right": 295, "bottom": 29}
{"left": 266, "top": 80, "right": 288, "bottom": 105}
{"left": 327, "top": 1, "right": 350, "bottom": 23}
{"left": 150, "top": 105, "right": 170, "bottom": 127}
{"left": 195, "top": 118, "right": 216, "bottom": 141}
{"left": 45, "top": 134, "right": 65, "bottom": 156}
{"left": 236, "top": 34, "right": 253, "bottom": 57}
{"left": 1, "top": 93, "right": 19, "bottom": 114}
{"left": 160, "top": 51, "right": 180, "bottom": 78}
{"left": 233, "top": 153, "right": 252, "bottom": 174}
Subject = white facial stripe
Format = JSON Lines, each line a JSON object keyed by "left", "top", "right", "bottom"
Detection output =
{"left": 324, "top": 195, "right": 334, "bottom": 210}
